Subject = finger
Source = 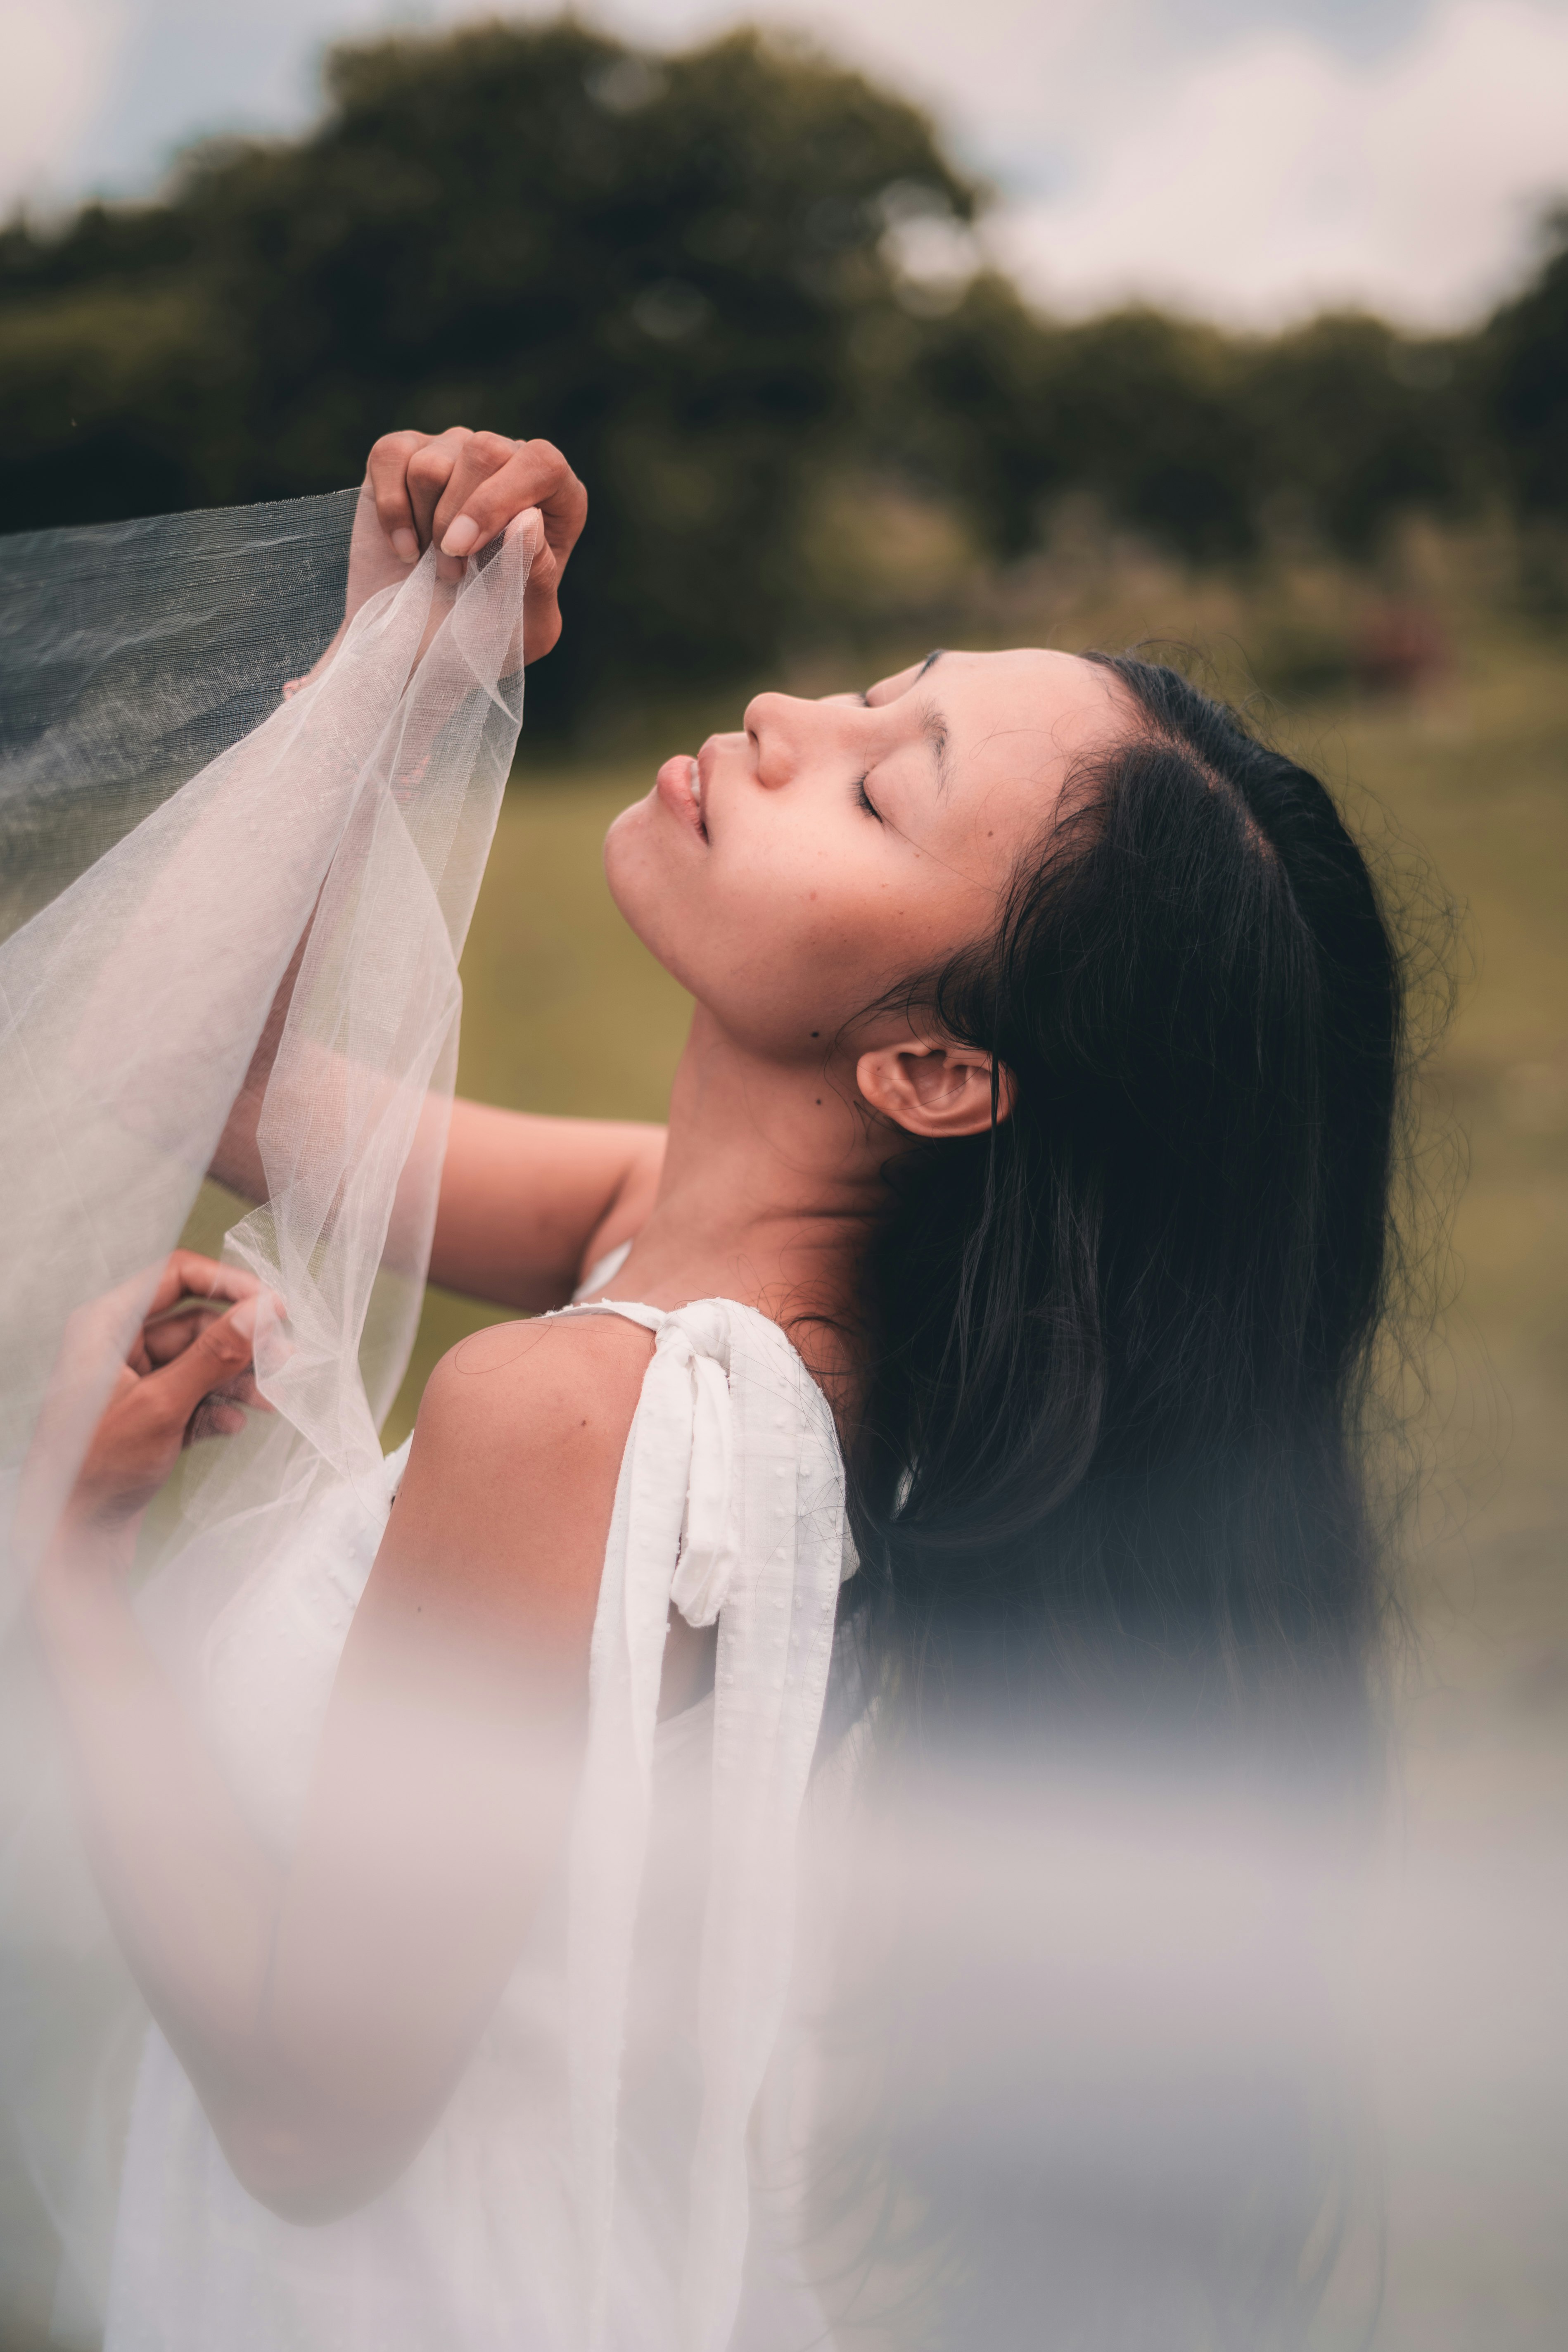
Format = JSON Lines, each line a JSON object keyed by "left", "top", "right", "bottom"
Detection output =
{"left": 143, "top": 1309, "right": 222, "bottom": 1365}
{"left": 366, "top": 430, "right": 432, "bottom": 564}
{"left": 406, "top": 427, "right": 473, "bottom": 553}
{"left": 143, "top": 1252, "right": 261, "bottom": 1321}
{"left": 428, "top": 431, "right": 519, "bottom": 561}
{"left": 179, "top": 1395, "right": 251, "bottom": 1452}
{"left": 141, "top": 1298, "right": 261, "bottom": 1434}
{"left": 431, "top": 435, "right": 519, "bottom": 584}
{"left": 164, "top": 1254, "right": 282, "bottom": 1322}
{"left": 142, "top": 1300, "right": 280, "bottom": 1371}
{"left": 520, "top": 542, "right": 565, "bottom": 664}
{"left": 142, "top": 1272, "right": 282, "bottom": 1376}
{"left": 438, "top": 441, "right": 587, "bottom": 570}
{"left": 186, "top": 1398, "right": 249, "bottom": 1445}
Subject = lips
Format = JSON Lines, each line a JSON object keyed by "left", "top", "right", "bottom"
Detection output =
{"left": 655, "top": 752, "right": 708, "bottom": 843}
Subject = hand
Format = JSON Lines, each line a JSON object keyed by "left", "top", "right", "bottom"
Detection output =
{"left": 44, "top": 1254, "right": 282, "bottom": 1547}
{"left": 365, "top": 428, "right": 587, "bottom": 664}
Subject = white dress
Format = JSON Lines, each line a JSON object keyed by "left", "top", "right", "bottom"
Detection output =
{"left": 102, "top": 1272, "right": 851, "bottom": 2352}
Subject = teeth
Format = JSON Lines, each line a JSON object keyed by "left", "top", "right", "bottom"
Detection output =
{"left": 689, "top": 760, "right": 702, "bottom": 808}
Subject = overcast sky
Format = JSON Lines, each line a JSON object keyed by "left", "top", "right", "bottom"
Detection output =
{"left": 3, "top": 0, "right": 1565, "bottom": 327}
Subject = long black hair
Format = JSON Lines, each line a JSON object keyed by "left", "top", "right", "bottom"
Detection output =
{"left": 845, "top": 655, "right": 1410, "bottom": 1772}
{"left": 815, "top": 655, "right": 1416, "bottom": 2345}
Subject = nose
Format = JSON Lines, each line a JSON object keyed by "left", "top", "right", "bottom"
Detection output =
{"left": 741, "top": 689, "right": 820, "bottom": 791}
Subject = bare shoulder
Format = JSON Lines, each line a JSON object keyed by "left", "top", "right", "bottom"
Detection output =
{"left": 373, "top": 1314, "right": 654, "bottom": 1647}
{"left": 423, "top": 1311, "right": 653, "bottom": 1447}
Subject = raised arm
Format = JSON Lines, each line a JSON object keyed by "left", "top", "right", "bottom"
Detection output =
{"left": 208, "top": 426, "right": 651, "bottom": 1308}
{"left": 213, "top": 1037, "right": 665, "bottom": 1311}
{"left": 429, "top": 1101, "right": 664, "bottom": 1308}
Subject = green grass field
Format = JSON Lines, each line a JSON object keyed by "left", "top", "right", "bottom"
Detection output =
{"left": 1328, "top": 626, "right": 1568, "bottom": 1790}
{"left": 392, "top": 602, "right": 1568, "bottom": 1814}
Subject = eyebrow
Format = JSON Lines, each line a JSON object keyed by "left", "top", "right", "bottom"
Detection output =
{"left": 856, "top": 650, "right": 949, "bottom": 788}
{"left": 857, "top": 648, "right": 944, "bottom": 707}
{"left": 917, "top": 650, "right": 949, "bottom": 791}
{"left": 920, "top": 701, "right": 949, "bottom": 793}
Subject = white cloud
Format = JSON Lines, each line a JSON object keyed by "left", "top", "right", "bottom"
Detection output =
{"left": 586, "top": 0, "right": 1146, "bottom": 181}
{"left": 2, "top": 0, "right": 1561, "bottom": 326}
{"left": 0, "top": 0, "right": 129, "bottom": 211}
{"left": 514, "top": 0, "right": 1568, "bottom": 322}
{"left": 987, "top": 0, "right": 1568, "bottom": 327}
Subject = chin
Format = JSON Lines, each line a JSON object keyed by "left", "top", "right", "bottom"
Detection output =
{"left": 603, "top": 797, "right": 691, "bottom": 980}
{"left": 603, "top": 791, "right": 656, "bottom": 896}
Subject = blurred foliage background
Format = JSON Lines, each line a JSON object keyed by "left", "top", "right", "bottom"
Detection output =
{"left": 2, "top": 15, "right": 1566, "bottom": 732}
{"left": 7, "top": 17, "right": 1566, "bottom": 1911}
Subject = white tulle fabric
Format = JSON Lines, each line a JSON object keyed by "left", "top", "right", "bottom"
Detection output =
{"left": 0, "top": 483, "right": 538, "bottom": 2337}
{"left": 0, "top": 489, "right": 851, "bottom": 2350}
{"left": 1, "top": 482, "right": 534, "bottom": 1562}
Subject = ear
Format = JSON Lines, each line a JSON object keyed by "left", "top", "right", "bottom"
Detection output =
{"left": 855, "top": 1038, "right": 1015, "bottom": 1140}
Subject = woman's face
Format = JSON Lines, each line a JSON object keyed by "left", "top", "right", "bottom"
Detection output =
{"left": 604, "top": 648, "right": 1130, "bottom": 1060}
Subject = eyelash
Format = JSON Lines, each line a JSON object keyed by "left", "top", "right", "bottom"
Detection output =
{"left": 855, "top": 776, "right": 882, "bottom": 822}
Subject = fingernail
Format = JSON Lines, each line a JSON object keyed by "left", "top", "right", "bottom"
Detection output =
{"left": 440, "top": 515, "right": 479, "bottom": 558}
{"left": 228, "top": 1298, "right": 259, "bottom": 1343}
{"left": 391, "top": 527, "right": 419, "bottom": 562}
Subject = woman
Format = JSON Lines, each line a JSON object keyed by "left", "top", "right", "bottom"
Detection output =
{"left": 25, "top": 425, "right": 1405, "bottom": 2349}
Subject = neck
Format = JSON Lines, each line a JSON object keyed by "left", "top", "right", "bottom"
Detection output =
{"left": 609, "top": 1005, "right": 894, "bottom": 1373}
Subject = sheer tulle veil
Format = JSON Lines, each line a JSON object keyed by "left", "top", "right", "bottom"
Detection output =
{"left": 0, "top": 485, "right": 538, "bottom": 2333}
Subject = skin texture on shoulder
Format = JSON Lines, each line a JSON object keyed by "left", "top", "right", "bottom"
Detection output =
{"left": 360, "top": 1309, "right": 656, "bottom": 1664}
{"left": 370, "top": 1307, "right": 717, "bottom": 1722}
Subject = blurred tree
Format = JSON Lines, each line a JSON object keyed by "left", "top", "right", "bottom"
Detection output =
{"left": 868, "top": 273, "right": 1064, "bottom": 554}
{"left": 1034, "top": 307, "right": 1259, "bottom": 560}
{"left": 0, "top": 16, "right": 1556, "bottom": 719}
{"left": 873, "top": 278, "right": 1261, "bottom": 560}
{"left": 1241, "top": 312, "right": 1474, "bottom": 556}
{"left": 875, "top": 280, "right": 1478, "bottom": 568}
{"left": 0, "top": 20, "right": 975, "bottom": 725}
{"left": 1478, "top": 206, "right": 1568, "bottom": 519}
{"left": 0, "top": 200, "right": 214, "bottom": 526}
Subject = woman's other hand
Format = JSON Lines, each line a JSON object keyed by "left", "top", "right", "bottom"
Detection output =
{"left": 40, "top": 1253, "right": 280, "bottom": 1553}
{"left": 366, "top": 428, "right": 587, "bottom": 664}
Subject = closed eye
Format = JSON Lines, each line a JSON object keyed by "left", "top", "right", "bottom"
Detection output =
{"left": 856, "top": 776, "right": 883, "bottom": 821}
